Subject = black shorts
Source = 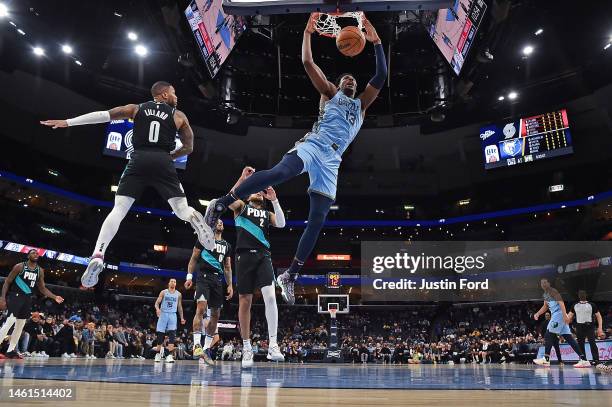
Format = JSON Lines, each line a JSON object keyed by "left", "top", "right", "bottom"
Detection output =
{"left": 236, "top": 249, "right": 275, "bottom": 295}
{"left": 195, "top": 273, "right": 225, "bottom": 309}
{"left": 7, "top": 292, "right": 33, "bottom": 319}
{"left": 116, "top": 150, "right": 185, "bottom": 201}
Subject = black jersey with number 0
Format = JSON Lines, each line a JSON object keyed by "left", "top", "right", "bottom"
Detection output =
{"left": 235, "top": 204, "right": 271, "bottom": 252}
{"left": 132, "top": 101, "right": 177, "bottom": 152}
{"left": 195, "top": 239, "right": 232, "bottom": 278}
{"left": 9, "top": 262, "right": 40, "bottom": 296}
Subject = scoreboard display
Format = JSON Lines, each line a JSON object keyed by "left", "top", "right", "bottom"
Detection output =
{"left": 480, "top": 109, "right": 574, "bottom": 169}
{"left": 327, "top": 272, "right": 342, "bottom": 289}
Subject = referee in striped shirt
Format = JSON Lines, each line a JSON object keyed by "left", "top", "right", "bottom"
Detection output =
{"left": 568, "top": 290, "right": 604, "bottom": 365}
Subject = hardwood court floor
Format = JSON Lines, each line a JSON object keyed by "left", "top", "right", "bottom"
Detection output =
{"left": 0, "top": 359, "right": 610, "bottom": 406}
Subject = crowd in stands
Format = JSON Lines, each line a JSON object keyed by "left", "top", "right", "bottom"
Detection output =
{"left": 3, "top": 296, "right": 609, "bottom": 365}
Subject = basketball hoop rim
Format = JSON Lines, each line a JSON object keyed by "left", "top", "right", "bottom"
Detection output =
{"left": 314, "top": 11, "right": 365, "bottom": 39}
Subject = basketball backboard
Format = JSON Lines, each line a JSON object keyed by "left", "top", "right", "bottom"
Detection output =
{"left": 317, "top": 294, "right": 349, "bottom": 314}
{"left": 223, "top": 1, "right": 453, "bottom": 15}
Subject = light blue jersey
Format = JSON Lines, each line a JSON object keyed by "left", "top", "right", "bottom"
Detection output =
{"left": 312, "top": 91, "right": 363, "bottom": 155}
{"left": 160, "top": 289, "right": 179, "bottom": 313}
{"left": 156, "top": 289, "right": 179, "bottom": 333}
{"left": 544, "top": 291, "right": 571, "bottom": 335}
{"left": 290, "top": 91, "right": 363, "bottom": 200}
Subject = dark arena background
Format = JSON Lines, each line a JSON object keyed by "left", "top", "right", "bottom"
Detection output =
{"left": 0, "top": 0, "right": 611, "bottom": 406}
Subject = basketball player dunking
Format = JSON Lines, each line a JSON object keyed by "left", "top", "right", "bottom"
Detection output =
{"left": 186, "top": 219, "right": 233, "bottom": 366}
{"left": 154, "top": 279, "right": 185, "bottom": 363}
{"left": 0, "top": 249, "right": 64, "bottom": 359}
{"left": 533, "top": 278, "right": 590, "bottom": 368}
{"left": 40, "top": 82, "right": 214, "bottom": 288}
{"left": 225, "top": 168, "right": 286, "bottom": 367}
{"left": 204, "top": 14, "right": 387, "bottom": 304}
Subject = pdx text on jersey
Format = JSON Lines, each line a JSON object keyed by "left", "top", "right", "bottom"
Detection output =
{"left": 247, "top": 206, "right": 268, "bottom": 220}
{"left": 143, "top": 108, "right": 169, "bottom": 121}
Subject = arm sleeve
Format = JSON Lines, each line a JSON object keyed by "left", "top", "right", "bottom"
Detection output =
{"left": 368, "top": 43, "right": 388, "bottom": 90}
{"left": 66, "top": 111, "right": 111, "bottom": 127}
{"left": 271, "top": 199, "right": 286, "bottom": 228}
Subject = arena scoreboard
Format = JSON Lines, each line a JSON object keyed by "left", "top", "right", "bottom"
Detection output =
{"left": 480, "top": 109, "right": 574, "bottom": 169}
{"left": 326, "top": 272, "right": 342, "bottom": 289}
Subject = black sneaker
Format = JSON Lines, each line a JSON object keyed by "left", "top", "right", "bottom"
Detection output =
{"left": 5, "top": 351, "right": 23, "bottom": 359}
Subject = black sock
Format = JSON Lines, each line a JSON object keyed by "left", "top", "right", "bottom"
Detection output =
{"left": 287, "top": 258, "right": 304, "bottom": 279}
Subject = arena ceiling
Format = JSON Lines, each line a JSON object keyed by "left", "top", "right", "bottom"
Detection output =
{"left": 0, "top": 0, "right": 610, "bottom": 132}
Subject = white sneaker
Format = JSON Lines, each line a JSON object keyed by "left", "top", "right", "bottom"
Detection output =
{"left": 23, "top": 352, "right": 31, "bottom": 357}
{"left": 85, "top": 355, "right": 91, "bottom": 359}
{"left": 70, "top": 353, "right": 77, "bottom": 358}
{"left": 154, "top": 353, "right": 162, "bottom": 363}
{"left": 81, "top": 255, "right": 104, "bottom": 288}
{"left": 533, "top": 358, "right": 550, "bottom": 366}
{"left": 267, "top": 344, "right": 285, "bottom": 362}
{"left": 165, "top": 354, "right": 175, "bottom": 364}
{"left": 41, "top": 351, "right": 49, "bottom": 358}
{"left": 62, "top": 353, "right": 70, "bottom": 358}
{"left": 573, "top": 359, "right": 591, "bottom": 368}
{"left": 190, "top": 210, "right": 214, "bottom": 250}
{"left": 242, "top": 348, "right": 254, "bottom": 368}
{"left": 91, "top": 355, "right": 97, "bottom": 359}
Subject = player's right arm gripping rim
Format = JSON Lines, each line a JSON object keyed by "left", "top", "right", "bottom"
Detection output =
{"left": 302, "top": 13, "right": 337, "bottom": 100}
{"left": 0, "top": 263, "right": 22, "bottom": 310}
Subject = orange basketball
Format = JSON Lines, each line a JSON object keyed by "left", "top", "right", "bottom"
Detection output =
{"left": 336, "top": 26, "right": 365, "bottom": 57}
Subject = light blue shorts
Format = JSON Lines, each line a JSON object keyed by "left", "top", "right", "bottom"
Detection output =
{"left": 156, "top": 312, "right": 177, "bottom": 333}
{"left": 289, "top": 136, "right": 341, "bottom": 201}
{"left": 547, "top": 314, "right": 571, "bottom": 335}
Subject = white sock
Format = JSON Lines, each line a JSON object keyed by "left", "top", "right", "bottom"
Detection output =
{"left": 193, "top": 332, "right": 202, "bottom": 346}
{"left": 159, "top": 347, "right": 165, "bottom": 357}
{"left": 204, "top": 335, "right": 213, "bottom": 350}
{"left": 93, "top": 195, "right": 134, "bottom": 256}
{"left": 243, "top": 339, "right": 251, "bottom": 351}
{"left": 7, "top": 319, "right": 26, "bottom": 352}
{"left": 261, "top": 284, "right": 278, "bottom": 346}
{"left": 0, "top": 315, "right": 16, "bottom": 344}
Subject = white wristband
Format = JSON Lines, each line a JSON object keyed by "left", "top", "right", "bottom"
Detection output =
{"left": 66, "top": 111, "right": 111, "bottom": 127}
{"left": 186, "top": 273, "right": 193, "bottom": 281}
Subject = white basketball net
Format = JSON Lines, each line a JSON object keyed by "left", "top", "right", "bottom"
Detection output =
{"left": 314, "top": 11, "right": 365, "bottom": 38}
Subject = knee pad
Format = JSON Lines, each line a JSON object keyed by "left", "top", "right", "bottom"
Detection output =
{"left": 113, "top": 195, "right": 135, "bottom": 217}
